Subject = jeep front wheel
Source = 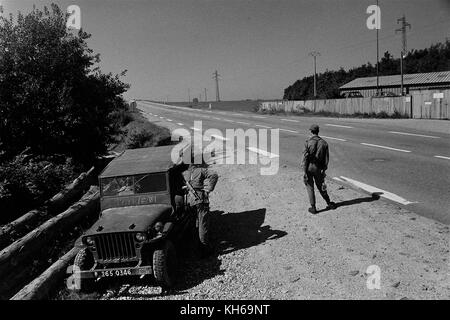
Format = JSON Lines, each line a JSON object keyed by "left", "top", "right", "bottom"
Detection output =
{"left": 73, "top": 248, "right": 95, "bottom": 292}
{"left": 153, "top": 240, "right": 177, "bottom": 288}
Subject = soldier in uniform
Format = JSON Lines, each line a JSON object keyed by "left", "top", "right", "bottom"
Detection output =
{"left": 182, "top": 151, "right": 219, "bottom": 256}
{"left": 301, "top": 124, "right": 336, "bottom": 214}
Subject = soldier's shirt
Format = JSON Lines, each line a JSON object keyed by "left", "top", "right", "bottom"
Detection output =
{"left": 301, "top": 135, "right": 329, "bottom": 173}
{"left": 182, "top": 165, "right": 219, "bottom": 206}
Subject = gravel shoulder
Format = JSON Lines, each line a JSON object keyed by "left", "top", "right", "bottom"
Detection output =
{"left": 102, "top": 162, "right": 449, "bottom": 300}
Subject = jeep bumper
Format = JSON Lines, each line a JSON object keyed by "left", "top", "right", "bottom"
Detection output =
{"left": 75, "top": 266, "right": 153, "bottom": 279}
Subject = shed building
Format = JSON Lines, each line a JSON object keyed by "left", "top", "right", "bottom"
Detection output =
{"left": 339, "top": 71, "right": 450, "bottom": 97}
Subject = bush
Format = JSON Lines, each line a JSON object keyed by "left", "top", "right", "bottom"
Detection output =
{"left": 122, "top": 112, "right": 172, "bottom": 150}
{"left": 0, "top": 154, "right": 79, "bottom": 223}
{"left": 126, "top": 127, "right": 155, "bottom": 149}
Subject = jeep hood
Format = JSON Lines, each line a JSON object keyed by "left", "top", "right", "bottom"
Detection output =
{"left": 86, "top": 204, "right": 172, "bottom": 235}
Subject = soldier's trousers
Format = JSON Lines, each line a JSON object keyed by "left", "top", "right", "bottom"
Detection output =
{"left": 195, "top": 203, "right": 211, "bottom": 249}
{"left": 304, "top": 170, "right": 331, "bottom": 207}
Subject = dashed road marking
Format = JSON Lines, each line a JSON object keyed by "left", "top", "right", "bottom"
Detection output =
{"left": 166, "top": 119, "right": 173, "bottom": 122}
{"left": 236, "top": 121, "right": 250, "bottom": 125}
{"left": 361, "top": 143, "right": 411, "bottom": 153}
{"left": 279, "top": 128, "right": 299, "bottom": 133}
{"left": 434, "top": 155, "right": 450, "bottom": 160}
{"left": 190, "top": 127, "right": 201, "bottom": 132}
{"left": 177, "top": 123, "right": 184, "bottom": 126}
{"left": 388, "top": 131, "right": 440, "bottom": 139}
{"left": 247, "top": 147, "right": 279, "bottom": 158}
{"left": 281, "top": 119, "right": 299, "bottom": 123}
{"left": 325, "top": 124, "right": 353, "bottom": 128}
{"left": 255, "top": 124, "right": 272, "bottom": 128}
{"left": 252, "top": 115, "right": 266, "bottom": 119}
{"left": 333, "top": 176, "right": 417, "bottom": 205}
{"left": 213, "top": 117, "right": 222, "bottom": 120}
{"left": 321, "top": 135, "right": 347, "bottom": 142}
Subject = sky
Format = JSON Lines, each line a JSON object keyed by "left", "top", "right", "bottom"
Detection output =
{"left": 1, "top": 0, "right": 449, "bottom": 101}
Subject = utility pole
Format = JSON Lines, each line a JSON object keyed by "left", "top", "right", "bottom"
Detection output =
{"left": 204, "top": 88, "right": 207, "bottom": 102}
{"left": 396, "top": 14, "right": 411, "bottom": 96}
{"left": 213, "top": 70, "right": 221, "bottom": 102}
{"left": 188, "top": 88, "right": 191, "bottom": 102}
{"left": 309, "top": 51, "right": 320, "bottom": 99}
{"left": 376, "top": 0, "right": 380, "bottom": 95}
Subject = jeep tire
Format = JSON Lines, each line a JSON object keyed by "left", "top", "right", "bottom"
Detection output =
{"left": 73, "top": 248, "right": 94, "bottom": 292}
{"left": 153, "top": 240, "right": 177, "bottom": 288}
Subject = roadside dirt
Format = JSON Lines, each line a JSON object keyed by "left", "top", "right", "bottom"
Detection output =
{"left": 101, "top": 161, "right": 449, "bottom": 300}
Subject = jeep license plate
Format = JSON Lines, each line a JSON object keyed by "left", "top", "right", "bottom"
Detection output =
{"left": 100, "top": 269, "right": 132, "bottom": 277}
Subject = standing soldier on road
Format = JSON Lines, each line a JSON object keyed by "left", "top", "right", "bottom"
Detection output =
{"left": 183, "top": 150, "right": 219, "bottom": 257}
{"left": 301, "top": 124, "right": 336, "bottom": 214}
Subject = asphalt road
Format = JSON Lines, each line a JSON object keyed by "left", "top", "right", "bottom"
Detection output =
{"left": 137, "top": 101, "right": 450, "bottom": 225}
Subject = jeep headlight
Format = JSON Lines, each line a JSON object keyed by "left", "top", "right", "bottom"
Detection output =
{"left": 154, "top": 222, "right": 164, "bottom": 233}
{"left": 135, "top": 232, "right": 146, "bottom": 242}
{"left": 84, "top": 236, "right": 94, "bottom": 246}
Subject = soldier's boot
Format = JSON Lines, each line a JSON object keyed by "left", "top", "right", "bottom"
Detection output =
{"left": 326, "top": 201, "right": 337, "bottom": 210}
{"left": 308, "top": 206, "right": 317, "bottom": 214}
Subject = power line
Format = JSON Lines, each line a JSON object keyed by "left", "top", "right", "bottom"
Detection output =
{"left": 396, "top": 14, "right": 412, "bottom": 55}
{"left": 309, "top": 51, "right": 320, "bottom": 98}
{"left": 213, "top": 70, "right": 221, "bottom": 102}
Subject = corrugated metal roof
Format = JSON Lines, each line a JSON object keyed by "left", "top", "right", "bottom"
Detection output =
{"left": 340, "top": 71, "right": 450, "bottom": 90}
{"left": 100, "top": 145, "right": 180, "bottom": 178}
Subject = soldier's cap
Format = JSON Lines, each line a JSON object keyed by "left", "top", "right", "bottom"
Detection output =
{"left": 309, "top": 124, "right": 319, "bottom": 131}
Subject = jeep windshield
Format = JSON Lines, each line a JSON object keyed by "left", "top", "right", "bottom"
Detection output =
{"left": 101, "top": 173, "right": 167, "bottom": 197}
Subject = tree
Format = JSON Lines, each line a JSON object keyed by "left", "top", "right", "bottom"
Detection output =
{"left": 0, "top": 4, "right": 130, "bottom": 165}
{"left": 283, "top": 40, "right": 450, "bottom": 100}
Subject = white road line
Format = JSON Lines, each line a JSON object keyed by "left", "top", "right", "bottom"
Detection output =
{"left": 333, "top": 176, "right": 417, "bottom": 205}
{"left": 361, "top": 143, "right": 411, "bottom": 153}
{"left": 388, "top": 131, "right": 440, "bottom": 139}
{"left": 252, "top": 115, "right": 266, "bottom": 119}
{"left": 325, "top": 124, "right": 353, "bottom": 128}
{"left": 247, "top": 147, "right": 279, "bottom": 158}
{"left": 281, "top": 119, "right": 299, "bottom": 123}
{"left": 177, "top": 123, "right": 184, "bottom": 126}
{"left": 434, "top": 155, "right": 450, "bottom": 160}
{"left": 236, "top": 121, "right": 250, "bottom": 125}
{"left": 321, "top": 135, "right": 347, "bottom": 142}
{"left": 190, "top": 127, "right": 201, "bottom": 132}
{"left": 232, "top": 113, "right": 241, "bottom": 116}
{"left": 213, "top": 117, "right": 222, "bottom": 120}
{"left": 279, "top": 128, "right": 299, "bottom": 133}
{"left": 223, "top": 119, "right": 235, "bottom": 122}
{"left": 166, "top": 119, "right": 173, "bottom": 122}
{"left": 255, "top": 124, "right": 272, "bottom": 128}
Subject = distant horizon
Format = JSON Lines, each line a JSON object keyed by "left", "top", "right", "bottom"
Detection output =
{"left": 2, "top": 0, "right": 449, "bottom": 101}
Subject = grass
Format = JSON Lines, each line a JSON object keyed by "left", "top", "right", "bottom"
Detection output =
{"left": 154, "top": 100, "right": 261, "bottom": 113}
{"left": 112, "top": 109, "right": 173, "bottom": 153}
{"left": 257, "top": 106, "right": 410, "bottom": 119}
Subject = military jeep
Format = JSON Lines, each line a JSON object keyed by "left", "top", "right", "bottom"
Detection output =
{"left": 72, "top": 145, "right": 193, "bottom": 291}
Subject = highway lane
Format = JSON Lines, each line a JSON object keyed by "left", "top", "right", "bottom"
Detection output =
{"left": 137, "top": 101, "right": 450, "bottom": 224}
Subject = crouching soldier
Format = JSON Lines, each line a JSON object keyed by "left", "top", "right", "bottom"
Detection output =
{"left": 183, "top": 153, "right": 218, "bottom": 257}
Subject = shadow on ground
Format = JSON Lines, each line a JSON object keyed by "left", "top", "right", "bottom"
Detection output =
{"left": 317, "top": 192, "right": 381, "bottom": 214}
{"left": 210, "top": 208, "right": 287, "bottom": 254}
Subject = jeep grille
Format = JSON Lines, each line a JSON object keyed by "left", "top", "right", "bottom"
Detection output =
{"left": 94, "top": 233, "right": 138, "bottom": 262}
